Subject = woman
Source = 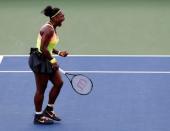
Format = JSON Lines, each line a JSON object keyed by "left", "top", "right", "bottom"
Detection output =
{"left": 29, "top": 5, "right": 68, "bottom": 124}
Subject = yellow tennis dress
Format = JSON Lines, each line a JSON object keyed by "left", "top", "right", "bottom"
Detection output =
{"left": 36, "top": 24, "right": 59, "bottom": 55}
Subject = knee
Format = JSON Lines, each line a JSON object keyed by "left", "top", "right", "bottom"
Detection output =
{"left": 54, "top": 80, "right": 63, "bottom": 89}
{"left": 60, "top": 80, "right": 64, "bottom": 86}
{"left": 58, "top": 80, "right": 63, "bottom": 89}
{"left": 35, "top": 90, "right": 45, "bottom": 97}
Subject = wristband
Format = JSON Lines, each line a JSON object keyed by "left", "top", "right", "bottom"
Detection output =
{"left": 58, "top": 51, "right": 61, "bottom": 55}
{"left": 50, "top": 58, "right": 57, "bottom": 64}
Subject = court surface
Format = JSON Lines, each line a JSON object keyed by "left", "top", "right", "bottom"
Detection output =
{"left": 0, "top": 55, "right": 170, "bottom": 131}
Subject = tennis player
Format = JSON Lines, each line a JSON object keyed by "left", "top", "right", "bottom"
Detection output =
{"left": 29, "top": 5, "right": 68, "bottom": 124}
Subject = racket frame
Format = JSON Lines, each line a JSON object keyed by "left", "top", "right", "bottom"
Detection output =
{"left": 65, "top": 72, "right": 93, "bottom": 95}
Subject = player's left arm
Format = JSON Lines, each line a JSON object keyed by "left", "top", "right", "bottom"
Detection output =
{"left": 52, "top": 49, "right": 69, "bottom": 57}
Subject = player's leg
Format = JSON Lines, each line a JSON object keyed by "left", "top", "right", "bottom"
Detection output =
{"left": 34, "top": 73, "right": 53, "bottom": 124}
{"left": 44, "top": 70, "right": 63, "bottom": 121}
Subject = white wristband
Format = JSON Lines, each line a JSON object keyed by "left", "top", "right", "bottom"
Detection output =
{"left": 50, "top": 58, "right": 57, "bottom": 64}
{"left": 58, "top": 51, "right": 61, "bottom": 55}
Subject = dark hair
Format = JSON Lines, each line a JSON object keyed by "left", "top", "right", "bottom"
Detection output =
{"left": 42, "top": 5, "right": 60, "bottom": 18}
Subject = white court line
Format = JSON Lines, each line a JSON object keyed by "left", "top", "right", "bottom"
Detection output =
{"left": 1, "top": 55, "right": 170, "bottom": 74}
{"left": 0, "top": 56, "right": 3, "bottom": 64}
{"left": 0, "top": 70, "right": 170, "bottom": 74}
{"left": 2, "top": 54, "right": 170, "bottom": 57}
{"left": 64, "top": 71, "right": 170, "bottom": 74}
{"left": 0, "top": 71, "right": 32, "bottom": 73}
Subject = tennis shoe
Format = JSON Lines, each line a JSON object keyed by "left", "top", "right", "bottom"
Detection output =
{"left": 43, "top": 110, "right": 61, "bottom": 121}
{"left": 34, "top": 114, "right": 54, "bottom": 125}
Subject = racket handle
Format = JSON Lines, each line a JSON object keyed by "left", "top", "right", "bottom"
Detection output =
{"left": 59, "top": 68, "right": 66, "bottom": 74}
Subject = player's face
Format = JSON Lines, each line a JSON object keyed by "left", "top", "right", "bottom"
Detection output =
{"left": 54, "top": 11, "right": 65, "bottom": 27}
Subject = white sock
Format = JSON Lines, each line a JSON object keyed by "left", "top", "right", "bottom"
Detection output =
{"left": 35, "top": 111, "right": 42, "bottom": 115}
{"left": 48, "top": 104, "right": 54, "bottom": 107}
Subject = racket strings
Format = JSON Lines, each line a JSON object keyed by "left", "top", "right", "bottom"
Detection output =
{"left": 72, "top": 75, "right": 93, "bottom": 95}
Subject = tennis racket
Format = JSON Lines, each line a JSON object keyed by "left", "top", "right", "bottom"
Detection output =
{"left": 59, "top": 68, "right": 93, "bottom": 95}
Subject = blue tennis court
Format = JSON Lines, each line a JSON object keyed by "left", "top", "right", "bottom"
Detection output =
{"left": 0, "top": 55, "right": 170, "bottom": 131}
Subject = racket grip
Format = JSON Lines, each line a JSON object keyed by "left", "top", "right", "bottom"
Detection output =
{"left": 59, "top": 68, "right": 66, "bottom": 74}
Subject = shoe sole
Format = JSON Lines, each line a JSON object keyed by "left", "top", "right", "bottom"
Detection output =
{"left": 34, "top": 121, "right": 54, "bottom": 125}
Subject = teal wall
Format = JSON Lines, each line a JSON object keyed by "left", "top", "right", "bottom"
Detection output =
{"left": 0, "top": 0, "right": 170, "bottom": 55}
